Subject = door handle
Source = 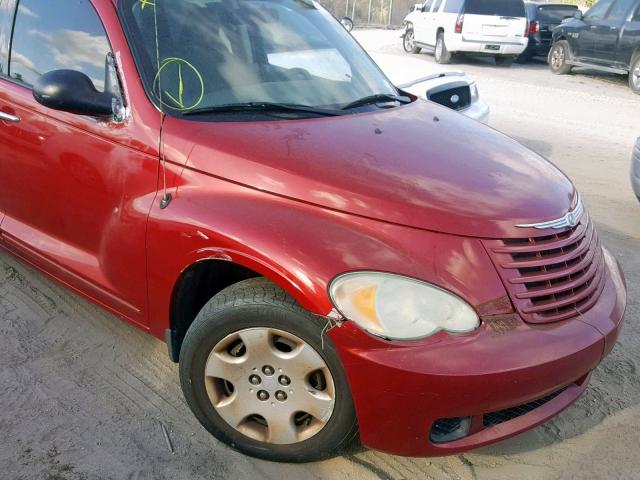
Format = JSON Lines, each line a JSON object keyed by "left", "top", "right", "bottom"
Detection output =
{"left": 0, "top": 111, "right": 20, "bottom": 123}
{"left": 590, "top": 25, "right": 598, "bottom": 29}
{"left": 610, "top": 26, "right": 618, "bottom": 30}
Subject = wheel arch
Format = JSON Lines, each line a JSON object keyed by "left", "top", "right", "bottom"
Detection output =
{"left": 165, "top": 250, "right": 329, "bottom": 362}
{"left": 549, "top": 36, "right": 573, "bottom": 63}
{"left": 167, "top": 259, "right": 261, "bottom": 361}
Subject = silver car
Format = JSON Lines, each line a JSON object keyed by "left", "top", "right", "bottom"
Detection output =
{"left": 370, "top": 52, "right": 490, "bottom": 124}
{"left": 632, "top": 137, "right": 640, "bottom": 201}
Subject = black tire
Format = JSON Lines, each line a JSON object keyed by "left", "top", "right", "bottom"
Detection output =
{"left": 495, "top": 56, "right": 515, "bottom": 67}
{"left": 434, "top": 32, "right": 452, "bottom": 64}
{"left": 403, "top": 27, "right": 421, "bottom": 54}
{"left": 179, "top": 277, "right": 358, "bottom": 463}
{"left": 629, "top": 53, "right": 640, "bottom": 94}
{"left": 340, "top": 16, "right": 354, "bottom": 32}
{"left": 549, "top": 40, "right": 572, "bottom": 75}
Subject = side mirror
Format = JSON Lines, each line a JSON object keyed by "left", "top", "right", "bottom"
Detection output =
{"left": 340, "top": 16, "right": 354, "bottom": 31}
{"left": 33, "top": 69, "right": 115, "bottom": 118}
{"left": 572, "top": 10, "right": 583, "bottom": 20}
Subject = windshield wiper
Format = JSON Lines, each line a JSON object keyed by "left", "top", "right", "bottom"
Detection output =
{"left": 182, "top": 102, "right": 343, "bottom": 117}
{"left": 341, "top": 93, "right": 411, "bottom": 111}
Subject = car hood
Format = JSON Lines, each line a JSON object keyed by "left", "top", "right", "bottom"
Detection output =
{"left": 172, "top": 100, "right": 574, "bottom": 238}
{"left": 370, "top": 52, "right": 467, "bottom": 88}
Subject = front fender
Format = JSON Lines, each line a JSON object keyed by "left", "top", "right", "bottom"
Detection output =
{"left": 146, "top": 166, "right": 511, "bottom": 340}
{"left": 404, "top": 11, "right": 421, "bottom": 26}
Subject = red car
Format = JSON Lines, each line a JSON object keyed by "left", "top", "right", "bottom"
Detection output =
{"left": 0, "top": 0, "right": 626, "bottom": 463}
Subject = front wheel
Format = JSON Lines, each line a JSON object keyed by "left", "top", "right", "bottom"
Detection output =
{"left": 403, "top": 27, "right": 421, "bottom": 54}
{"left": 549, "top": 40, "right": 572, "bottom": 75}
{"left": 434, "top": 32, "right": 452, "bottom": 64}
{"left": 340, "top": 16, "right": 354, "bottom": 32}
{"left": 179, "top": 278, "right": 358, "bottom": 462}
{"left": 629, "top": 53, "right": 640, "bottom": 94}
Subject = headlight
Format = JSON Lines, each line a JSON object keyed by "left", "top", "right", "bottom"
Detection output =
{"left": 469, "top": 82, "right": 479, "bottom": 102}
{"left": 329, "top": 272, "right": 480, "bottom": 340}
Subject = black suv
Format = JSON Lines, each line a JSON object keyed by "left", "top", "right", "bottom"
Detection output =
{"left": 548, "top": 0, "right": 640, "bottom": 93}
{"left": 518, "top": 2, "right": 579, "bottom": 62}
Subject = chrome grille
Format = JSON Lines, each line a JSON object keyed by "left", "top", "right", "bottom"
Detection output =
{"left": 484, "top": 214, "right": 605, "bottom": 324}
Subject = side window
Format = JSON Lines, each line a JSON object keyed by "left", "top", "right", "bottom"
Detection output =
{"left": 433, "top": 0, "right": 445, "bottom": 13}
{"left": 9, "top": 0, "right": 111, "bottom": 90}
{"left": 423, "top": 0, "right": 434, "bottom": 12}
{"left": 606, "top": 0, "right": 637, "bottom": 20}
{"left": 584, "top": 0, "right": 615, "bottom": 20}
{"left": 443, "top": 0, "right": 465, "bottom": 14}
{"left": 0, "top": 0, "right": 17, "bottom": 75}
{"left": 635, "top": 4, "right": 640, "bottom": 20}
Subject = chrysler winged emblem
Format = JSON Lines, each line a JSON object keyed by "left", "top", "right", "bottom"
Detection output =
{"left": 516, "top": 193, "right": 584, "bottom": 229}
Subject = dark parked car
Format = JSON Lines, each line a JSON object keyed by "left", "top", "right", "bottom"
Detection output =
{"left": 549, "top": 0, "right": 640, "bottom": 93}
{"left": 518, "top": 2, "right": 579, "bottom": 62}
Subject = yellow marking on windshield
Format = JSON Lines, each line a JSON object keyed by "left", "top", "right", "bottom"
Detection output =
{"left": 178, "top": 63, "right": 184, "bottom": 106}
{"left": 163, "top": 91, "right": 185, "bottom": 109}
{"left": 140, "top": 0, "right": 155, "bottom": 10}
{"left": 152, "top": 58, "right": 205, "bottom": 111}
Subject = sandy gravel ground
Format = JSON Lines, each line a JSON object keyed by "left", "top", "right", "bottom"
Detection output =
{"left": 1, "top": 29, "right": 639, "bottom": 480}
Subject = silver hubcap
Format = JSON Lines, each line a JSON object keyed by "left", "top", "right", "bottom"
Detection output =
{"left": 204, "top": 327, "right": 336, "bottom": 445}
{"left": 405, "top": 31, "right": 415, "bottom": 50}
{"left": 551, "top": 46, "right": 564, "bottom": 69}
{"left": 632, "top": 63, "right": 640, "bottom": 88}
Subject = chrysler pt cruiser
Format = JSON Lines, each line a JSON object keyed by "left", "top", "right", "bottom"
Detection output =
{"left": 0, "top": 0, "right": 626, "bottom": 463}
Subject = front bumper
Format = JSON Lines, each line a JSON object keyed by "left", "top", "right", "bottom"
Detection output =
{"left": 447, "top": 34, "right": 527, "bottom": 56}
{"left": 329, "top": 253, "right": 626, "bottom": 456}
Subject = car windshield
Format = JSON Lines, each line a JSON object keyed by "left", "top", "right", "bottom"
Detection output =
{"left": 118, "top": 0, "right": 398, "bottom": 117}
{"left": 536, "top": 5, "right": 578, "bottom": 23}
{"left": 464, "top": 0, "right": 525, "bottom": 17}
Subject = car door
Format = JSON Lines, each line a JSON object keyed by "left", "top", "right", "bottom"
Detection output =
{"left": 414, "top": 0, "right": 435, "bottom": 44}
{"left": 0, "top": 0, "right": 17, "bottom": 228}
{"left": 426, "top": 0, "right": 445, "bottom": 45}
{"left": 0, "top": 0, "right": 161, "bottom": 328}
{"left": 617, "top": 2, "right": 640, "bottom": 65}
{"left": 592, "top": 0, "right": 637, "bottom": 62}
{"left": 575, "top": 0, "right": 616, "bottom": 59}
